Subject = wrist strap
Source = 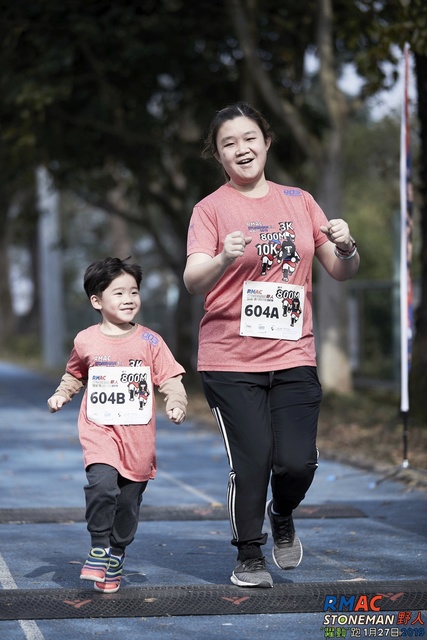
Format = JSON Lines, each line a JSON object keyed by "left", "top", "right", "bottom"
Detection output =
{"left": 334, "top": 243, "right": 358, "bottom": 260}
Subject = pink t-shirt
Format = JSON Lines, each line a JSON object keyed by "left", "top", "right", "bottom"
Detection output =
{"left": 65, "top": 323, "right": 185, "bottom": 482}
{"left": 187, "top": 181, "right": 329, "bottom": 372}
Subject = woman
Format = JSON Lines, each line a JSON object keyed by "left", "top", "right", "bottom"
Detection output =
{"left": 184, "top": 102, "right": 359, "bottom": 588}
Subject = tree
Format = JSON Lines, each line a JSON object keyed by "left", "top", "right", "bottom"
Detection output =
{"left": 0, "top": 125, "right": 38, "bottom": 345}
{"left": 408, "top": 0, "right": 427, "bottom": 421}
{"left": 0, "top": 0, "right": 236, "bottom": 371}
{"left": 226, "top": 0, "right": 407, "bottom": 391}
{"left": 0, "top": 0, "right": 418, "bottom": 390}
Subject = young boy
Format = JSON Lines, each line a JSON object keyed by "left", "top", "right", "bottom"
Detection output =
{"left": 47, "top": 257, "right": 187, "bottom": 593}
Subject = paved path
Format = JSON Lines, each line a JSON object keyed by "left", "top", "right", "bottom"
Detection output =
{"left": 0, "top": 361, "right": 426, "bottom": 639}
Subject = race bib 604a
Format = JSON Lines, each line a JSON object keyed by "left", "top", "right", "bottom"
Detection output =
{"left": 87, "top": 366, "right": 152, "bottom": 425}
{"left": 240, "top": 280, "right": 304, "bottom": 340}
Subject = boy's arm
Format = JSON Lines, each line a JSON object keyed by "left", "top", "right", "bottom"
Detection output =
{"left": 158, "top": 375, "right": 187, "bottom": 424}
{"left": 48, "top": 372, "right": 86, "bottom": 413}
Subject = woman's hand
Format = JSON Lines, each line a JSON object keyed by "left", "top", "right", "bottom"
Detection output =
{"left": 317, "top": 218, "right": 359, "bottom": 281}
{"left": 320, "top": 219, "right": 352, "bottom": 251}
{"left": 221, "top": 231, "right": 252, "bottom": 263}
{"left": 184, "top": 231, "right": 252, "bottom": 296}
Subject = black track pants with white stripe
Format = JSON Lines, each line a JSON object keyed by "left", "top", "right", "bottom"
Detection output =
{"left": 201, "top": 367, "right": 322, "bottom": 548}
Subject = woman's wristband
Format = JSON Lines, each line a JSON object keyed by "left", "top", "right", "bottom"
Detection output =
{"left": 334, "top": 238, "right": 358, "bottom": 260}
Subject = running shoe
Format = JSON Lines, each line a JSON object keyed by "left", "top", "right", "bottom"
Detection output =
{"left": 94, "top": 553, "right": 125, "bottom": 594}
{"left": 266, "top": 499, "right": 303, "bottom": 570}
{"left": 80, "top": 547, "right": 110, "bottom": 583}
{"left": 230, "top": 557, "right": 273, "bottom": 588}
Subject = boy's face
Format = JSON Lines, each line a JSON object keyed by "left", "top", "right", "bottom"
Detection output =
{"left": 90, "top": 272, "right": 141, "bottom": 326}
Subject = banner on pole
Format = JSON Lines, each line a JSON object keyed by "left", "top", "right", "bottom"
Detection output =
{"left": 399, "top": 43, "right": 414, "bottom": 414}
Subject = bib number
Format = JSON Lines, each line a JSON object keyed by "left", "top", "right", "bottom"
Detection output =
{"left": 87, "top": 366, "right": 153, "bottom": 425}
{"left": 240, "top": 280, "right": 304, "bottom": 340}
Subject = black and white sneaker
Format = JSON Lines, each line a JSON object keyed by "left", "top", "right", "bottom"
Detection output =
{"left": 266, "top": 499, "right": 303, "bottom": 570}
{"left": 230, "top": 557, "right": 273, "bottom": 588}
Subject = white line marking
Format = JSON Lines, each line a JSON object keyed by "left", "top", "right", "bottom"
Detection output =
{"left": 157, "top": 470, "right": 222, "bottom": 506}
{"left": 0, "top": 552, "right": 45, "bottom": 640}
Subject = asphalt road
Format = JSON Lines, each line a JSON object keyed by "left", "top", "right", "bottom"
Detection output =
{"left": 0, "top": 361, "right": 426, "bottom": 640}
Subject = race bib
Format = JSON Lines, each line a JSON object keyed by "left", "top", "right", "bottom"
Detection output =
{"left": 240, "top": 280, "right": 304, "bottom": 341}
{"left": 87, "top": 366, "right": 153, "bottom": 425}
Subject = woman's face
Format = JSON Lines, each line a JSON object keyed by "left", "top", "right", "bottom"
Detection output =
{"left": 214, "top": 116, "right": 271, "bottom": 189}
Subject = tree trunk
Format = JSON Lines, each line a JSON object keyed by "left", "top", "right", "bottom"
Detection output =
{"left": 315, "top": 128, "right": 352, "bottom": 393}
{"left": 174, "top": 276, "right": 203, "bottom": 380}
{"left": 108, "top": 186, "right": 134, "bottom": 259}
{"left": 0, "top": 201, "right": 16, "bottom": 345}
{"left": 228, "top": 0, "right": 354, "bottom": 393}
{"left": 409, "top": 53, "right": 427, "bottom": 423}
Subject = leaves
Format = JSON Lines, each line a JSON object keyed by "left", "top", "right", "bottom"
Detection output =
{"left": 0, "top": 0, "right": 422, "bottom": 379}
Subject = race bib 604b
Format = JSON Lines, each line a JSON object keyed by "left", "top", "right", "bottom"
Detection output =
{"left": 87, "top": 366, "right": 152, "bottom": 425}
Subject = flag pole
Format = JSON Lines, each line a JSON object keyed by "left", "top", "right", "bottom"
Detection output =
{"left": 399, "top": 41, "right": 412, "bottom": 468}
{"left": 371, "top": 43, "right": 414, "bottom": 486}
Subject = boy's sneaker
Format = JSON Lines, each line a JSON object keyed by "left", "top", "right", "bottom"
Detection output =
{"left": 94, "top": 553, "right": 125, "bottom": 594}
{"left": 230, "top": 557, "right": 273, "bottom": 588}
{"left": 80, "top": 547, "right": 110, "bottom": 583}
{"left": 266, "top": 499, "right": 303, "bottom": 570}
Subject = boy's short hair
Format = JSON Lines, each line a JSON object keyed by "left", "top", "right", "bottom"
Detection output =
{"left": 83, "top": 257, "right": 143, "bottom": 299}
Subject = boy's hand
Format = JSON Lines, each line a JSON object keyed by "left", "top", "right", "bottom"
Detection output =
{"left": 167, "top": 407, "right": 185, "bottom": 424}
{"left": 47, "top": 395, "right": 68, "bottom": 413}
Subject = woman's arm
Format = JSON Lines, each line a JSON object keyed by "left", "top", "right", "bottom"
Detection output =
{"left": 316, "top": 218, "right": 360, "bottom": 281}
{"left": 183, "top": 231, "right": 252, "bottom": 295}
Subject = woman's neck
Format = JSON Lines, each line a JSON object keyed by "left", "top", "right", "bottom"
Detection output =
{"left": 228, "top": 177, "right": 269, "bottom": 198}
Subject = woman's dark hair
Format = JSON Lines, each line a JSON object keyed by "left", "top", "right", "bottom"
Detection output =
{"left": 83, "top": 257, "right": 143, "bottom": 299}
{"left": 201, "top": 102, "right": 274, "bottom": 160}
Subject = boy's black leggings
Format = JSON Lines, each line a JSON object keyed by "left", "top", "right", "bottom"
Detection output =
{"left": 84, "top": 463, "right": 148, "bottom": 551}
{"left": 201, "top": 367, "right": 322, "bottom": 550}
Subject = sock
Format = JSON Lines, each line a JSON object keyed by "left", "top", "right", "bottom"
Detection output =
{"left": 271, "top": 502, "right": 292, "bottom": 518}
{"left": 237, "top": 543, "right": 263, "bottom": 562}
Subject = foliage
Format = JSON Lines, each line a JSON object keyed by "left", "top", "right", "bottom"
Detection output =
{"left": 0, "top": 0, "right": 425, "bottom": 390}
{"left": 0, "top": 1, "right": 412, "bottom": 202}
{"left": 343, "top": 117, "right": 402, "bottom": 279}
{"left": 405, "top": 0, "right": 427, "bottom": 422}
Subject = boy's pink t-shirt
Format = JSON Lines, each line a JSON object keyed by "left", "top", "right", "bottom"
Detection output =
{"left": 187, "top": 181, "right": 329, "bottom": 372}
{"left": 65, "top": 323, "right": 185, "bottom": 482}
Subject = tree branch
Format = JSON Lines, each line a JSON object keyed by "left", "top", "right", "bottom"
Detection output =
{"left": 74, "top": 187, "right": 185, "bottom": 272}
{"left": 51, "top": 106, "right": 158, "bottom": 148}
{"left": 228, "top": 0, "right": 323, "bottom": 161}
{"left": 316, "top": 0, "right": 348, "bottom": 126}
